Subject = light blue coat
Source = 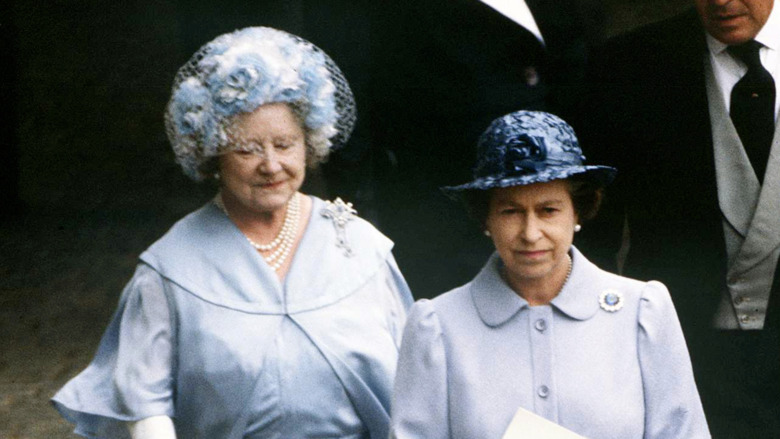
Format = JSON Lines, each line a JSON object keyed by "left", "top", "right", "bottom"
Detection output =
{"left": 390, "top": 247, "right": 709, "bottom": 439}
{"left": 52, "top": 196, "right": 413, "bottom": 438}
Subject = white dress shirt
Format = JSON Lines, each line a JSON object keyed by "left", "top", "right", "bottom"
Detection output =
{"left": 706, "top": 3, "right": 780, "bottom": 118}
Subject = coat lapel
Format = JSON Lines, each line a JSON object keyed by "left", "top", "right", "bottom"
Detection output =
{"left": 704, "top": 53, "right": 780, "bottom": 277}
{"left": 705, "top": 58, "right": 761, "bottom": 237}
{"left": 730, "top": 124, "right": 780, "bottom": 278}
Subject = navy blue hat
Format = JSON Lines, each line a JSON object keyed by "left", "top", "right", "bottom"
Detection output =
{"left": 441, "top": 111, "right": 617, "bottom": 196}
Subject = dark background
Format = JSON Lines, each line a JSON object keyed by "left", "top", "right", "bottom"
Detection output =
{"left": 0, "top": 1, "right": 687, "bottom": 436}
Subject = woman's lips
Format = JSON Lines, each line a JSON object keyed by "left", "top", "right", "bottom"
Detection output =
{"left": 516, "top": 250, "right": 549, "bottom": 260}
{"left": 258, "top": 180, "right": 284, "bottom": 189}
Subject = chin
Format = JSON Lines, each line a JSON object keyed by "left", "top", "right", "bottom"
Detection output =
{"left": 718, "top": 34, "right": 752, "bottom": 45}
{"left": 509, "top": 263, "right": 554, "bottom": 281}
{"left": 521, "top": 269, "right": 554, "bottom": 281}
{"left": 710, "top": 26, "right": 755, "bottom": 45}
{"left": 248, "top": 194, "right": 292, "bottom": 213}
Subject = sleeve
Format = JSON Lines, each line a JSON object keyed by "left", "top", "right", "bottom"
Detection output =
{"left": 390, "top": 300, "right": 450, "bottom": 439}
{"left": 637, "top": 281, "right": 711, "bottom": 439}
{"left": 51, "top": 263, "right": 176, "bottom": 439}
{"left": 384, "top": 253, "right": 415, "bottom": 348}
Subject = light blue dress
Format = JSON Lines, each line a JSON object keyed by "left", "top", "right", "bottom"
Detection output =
{"left": 390, "top": 247, "right": 709, "bottom": 439}
{"left": 52, "top": 196, "right": 413, "bottom": 439}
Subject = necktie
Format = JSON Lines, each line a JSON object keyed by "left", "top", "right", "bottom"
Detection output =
{"left": 729, "top": 40, "right": 775, "bottom": 184}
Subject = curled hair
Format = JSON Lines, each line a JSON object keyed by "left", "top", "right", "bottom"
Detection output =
{"left": 567, "top": 176, "right": 604, "bottom": 221}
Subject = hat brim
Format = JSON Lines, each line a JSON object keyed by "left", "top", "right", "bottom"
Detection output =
{"left": 440, "top": 165, "right": 617, "bottom": 200}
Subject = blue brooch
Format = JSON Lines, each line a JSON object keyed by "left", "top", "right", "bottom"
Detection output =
{"left": 321, "top": 198, "right": 357, "bottom": 257}
{"left": 599, "top": 289, "right": 624, "bottom": 312}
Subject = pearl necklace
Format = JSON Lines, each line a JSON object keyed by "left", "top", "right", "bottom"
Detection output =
{"left": 215, "top": 192, "right": 301, "bottom": 271}
{"left": 543, "top": 253, "right": 573, "bottom": 301}
{"left": 561, "top": 253, "right": 573, "bottom": 291}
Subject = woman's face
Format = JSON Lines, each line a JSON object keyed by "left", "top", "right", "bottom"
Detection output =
{"left": 485, "top": 179, "right": 578, "bottom": 289}
{"left": 219, "top": 102, "right": 307, "bottom": 216}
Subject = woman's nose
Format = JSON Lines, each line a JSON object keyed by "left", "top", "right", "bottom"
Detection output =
{"left": 257, "top": 148, "right": 282, "bottom": 174}
{"left": 520, "top": 216, "right": 543, "bottom": 242}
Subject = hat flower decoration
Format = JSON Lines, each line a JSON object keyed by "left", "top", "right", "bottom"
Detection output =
{"left": 505, "top": 134, "right": 549, "bottom": 173}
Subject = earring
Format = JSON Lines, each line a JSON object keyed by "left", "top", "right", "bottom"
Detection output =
{"left": 484, "top": 230, "right": 491, "bottom": 237}
{"left": 574, "top": 224, "right": 582, "bottom": 233}
{"left": 213, "top": 172, "right": 221, "bottom": 181}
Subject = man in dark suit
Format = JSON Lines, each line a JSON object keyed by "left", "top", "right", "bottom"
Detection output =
{"left": 582, "top": 1, "right": 780, "bottom": 436}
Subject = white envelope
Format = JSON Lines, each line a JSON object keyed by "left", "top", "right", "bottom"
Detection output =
{"left": 502, "top": 407, "right": 587, "bottom": 439}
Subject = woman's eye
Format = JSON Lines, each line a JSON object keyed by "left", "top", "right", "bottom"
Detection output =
{"left": 500, "top": 208, "right": 518, "bottom": 215}
{"left": 541, "top": 207, "right": 559, "bottom": 215}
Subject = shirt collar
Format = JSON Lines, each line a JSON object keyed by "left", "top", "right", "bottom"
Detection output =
{"left": 470, "top": 246, "right": 600, "bottom": 327}
{"left": 705, "top": 4, "right": 780, "bottom": 55}
{"left": 757, "top": 3, "right": 780, "bottom": 52}
{"left": 705, "top": 32, "right": 729, "bottom": 56}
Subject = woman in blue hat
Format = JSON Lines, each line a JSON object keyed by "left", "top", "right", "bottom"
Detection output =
{"left": 389, "top": 111, "right": 709, "bottom": 438}
{"left": 51, "top": 27, "right": 412, "bottom": 439}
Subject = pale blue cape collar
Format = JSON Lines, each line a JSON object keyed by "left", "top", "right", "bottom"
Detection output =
{"left": 471, "top": 246, "right": 600, "bottom": 326}
{"left": 140, "top": 196, "right": 394, "bottom": 314}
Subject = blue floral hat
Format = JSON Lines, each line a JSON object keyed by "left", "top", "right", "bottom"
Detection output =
{"left": 441, "top": 111, "right": 616, "bottom": 196}
{"left": 164, "top": 27, "right": 356, "bottom": 181}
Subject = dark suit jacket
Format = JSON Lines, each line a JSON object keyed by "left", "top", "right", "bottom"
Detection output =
{"left": 583, "top": 9, "right": 722, "bottom": 332}
{"left": 581, "top": 9, "right": 780, "bottom": 437}
{"left": 367, "top": 0, "right": 591, "bottom": 297}
{"left": 370, "top": 0, "right": 595, "bottom": 179}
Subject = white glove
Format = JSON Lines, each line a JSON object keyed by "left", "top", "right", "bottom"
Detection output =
{"left": 127, "top": 415, "right": 177, "bottom": 439}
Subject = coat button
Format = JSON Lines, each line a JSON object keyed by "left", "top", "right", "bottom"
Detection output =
{"left": 538, "top": 385, "right": 550, "bottom": 398}
{"left": 534, "top": 319, "right": 547, "bottom": 332}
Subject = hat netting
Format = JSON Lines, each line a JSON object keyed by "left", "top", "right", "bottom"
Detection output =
{"left": 164, "top": 27, "right": 356, "bottom": 180}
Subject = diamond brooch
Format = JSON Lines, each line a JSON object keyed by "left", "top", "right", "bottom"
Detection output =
{"left": 321, "top": 198, "right": 357, "bottom": 256}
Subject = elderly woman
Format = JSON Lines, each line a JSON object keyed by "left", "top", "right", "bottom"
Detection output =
{"left": 52, "top": 27, "right": 412, "bottom": 439}
{"left": 389, "top": 111, "right": 709, "bottom": 439}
